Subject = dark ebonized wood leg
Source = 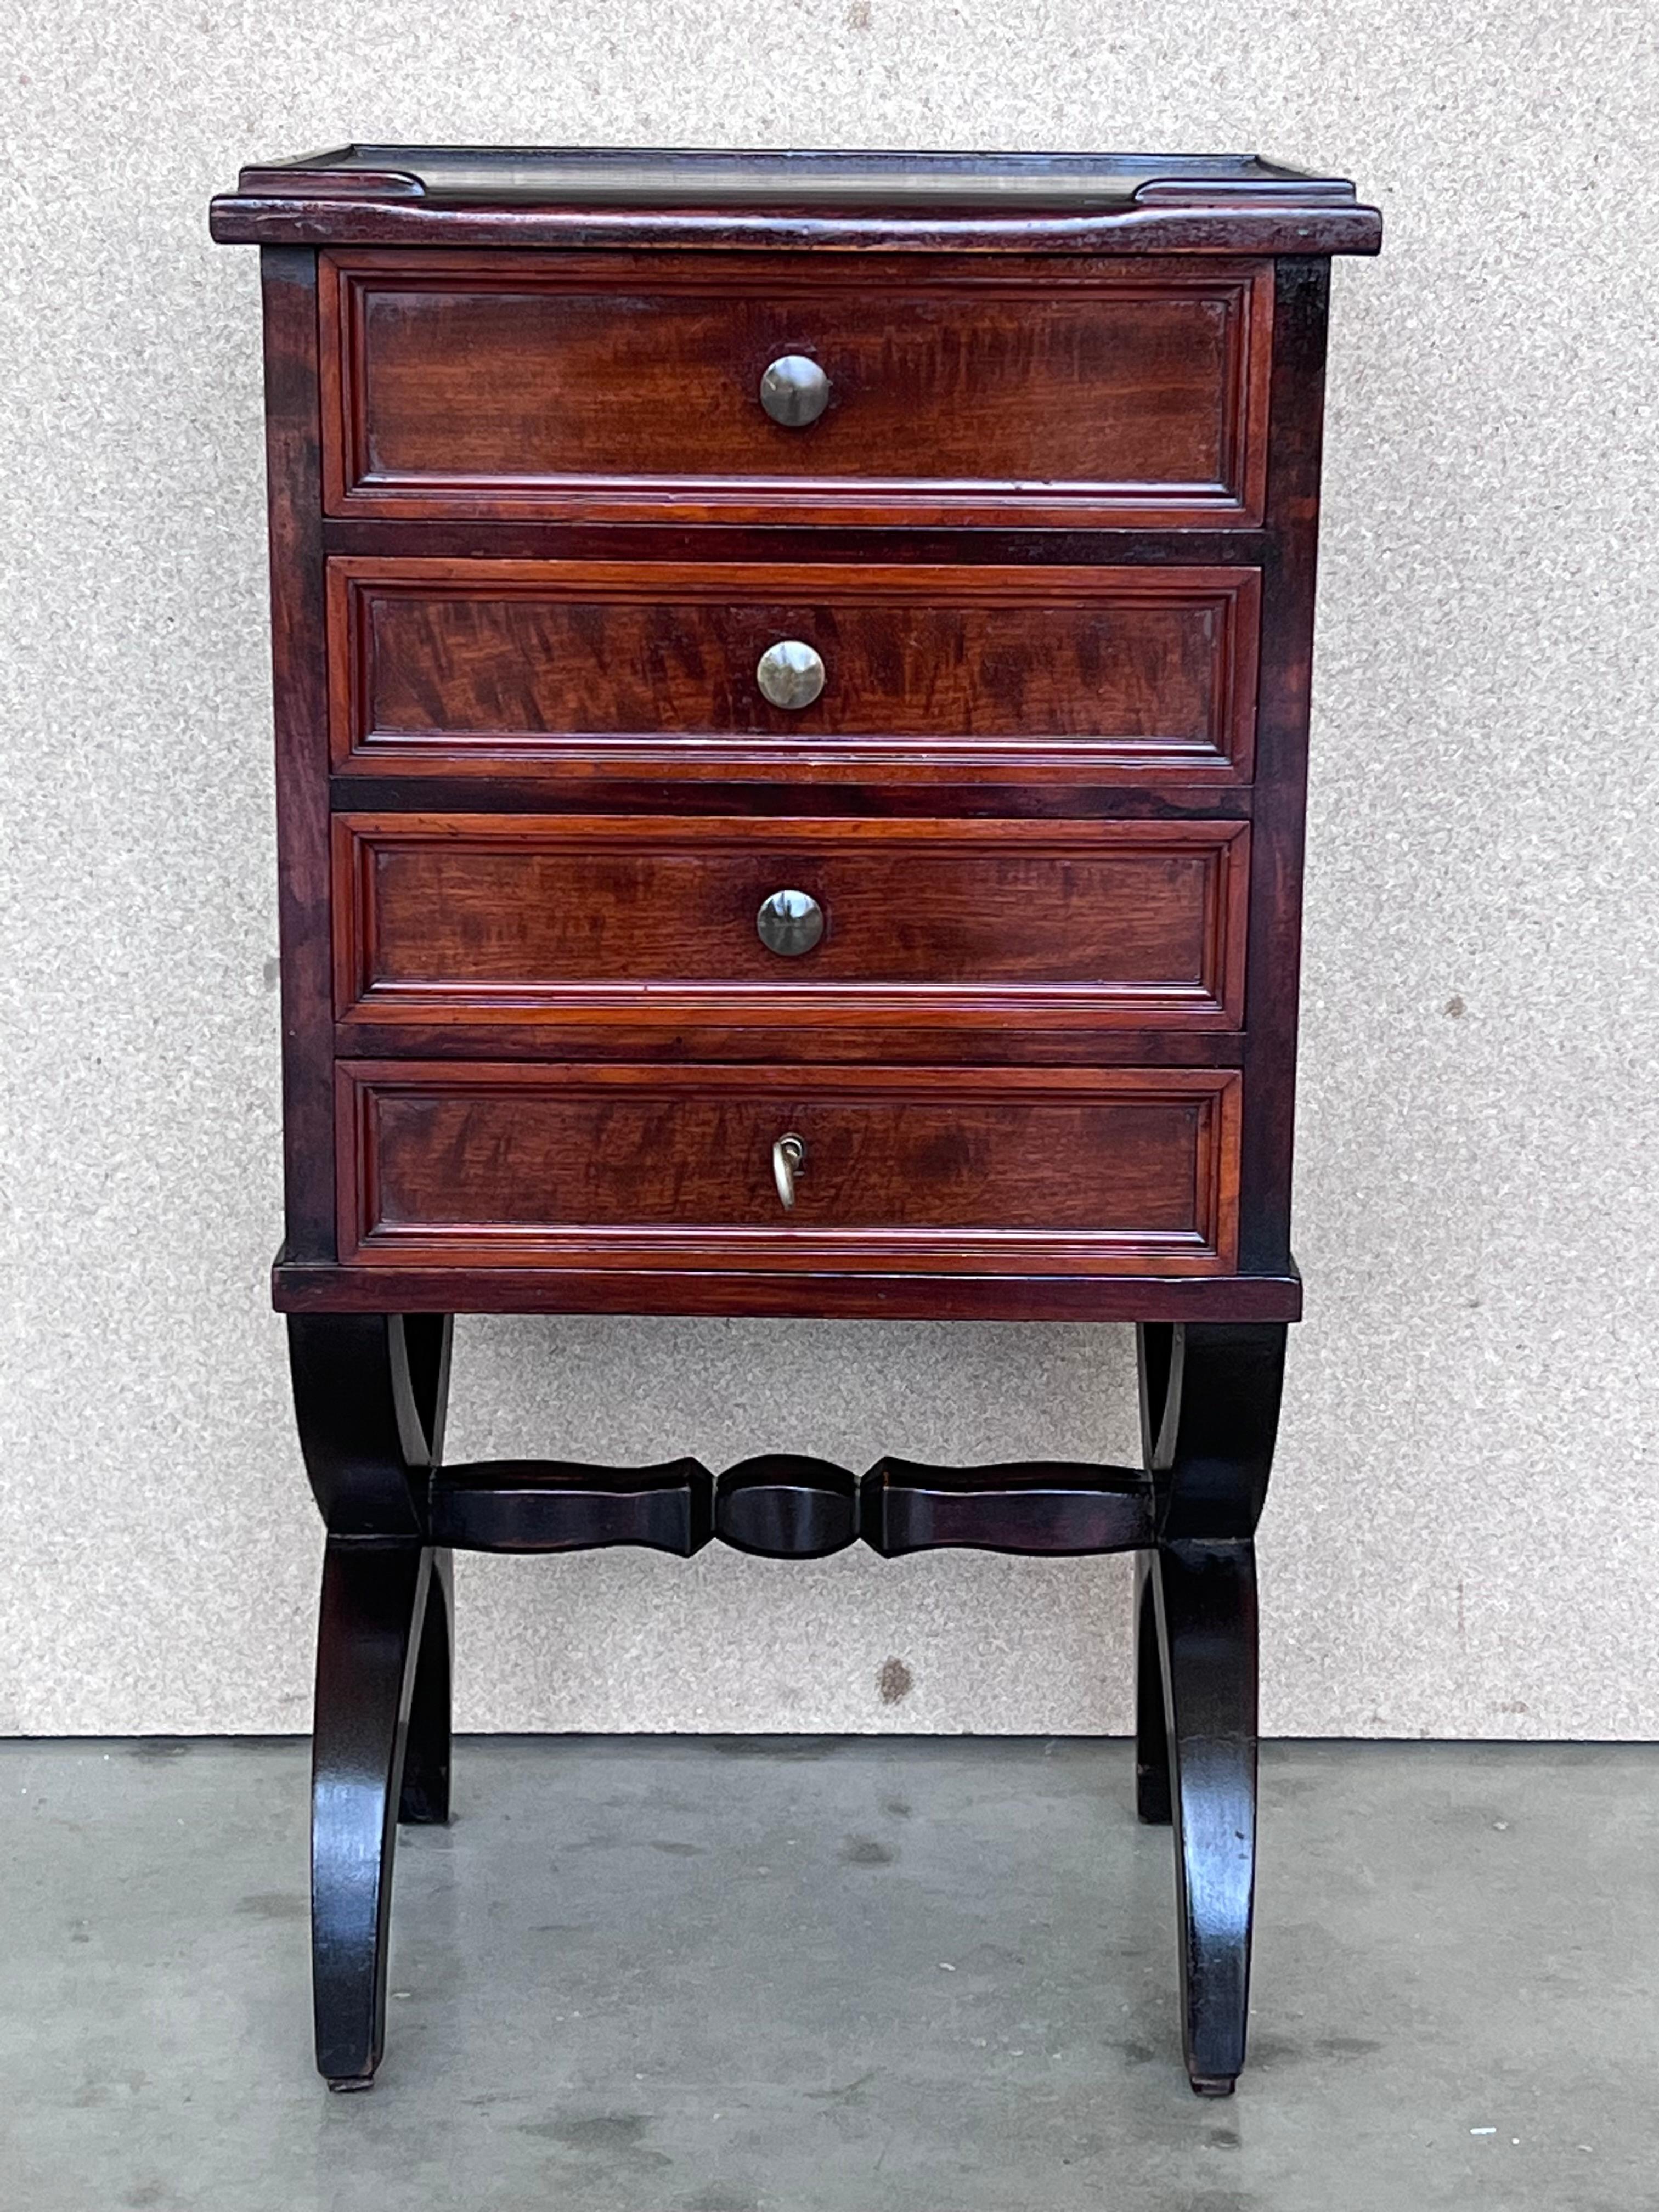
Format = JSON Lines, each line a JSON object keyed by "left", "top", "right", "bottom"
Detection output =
{"left": 1133, "top": 1550, "right": 1172, "bottom": 1825}
{"left": 311, "top": 1536, "right": 433, "bottom": 2089}
{"left": 289, "top": 1314, "right": 454, "bottom": 2087}
{"left": 1140, "top": 1322, "right": 1286, "bottom": 2096}
{"left": 283, "top": 1304, "right": 1285, "bottom": 2097}
{"left": 1152, "top": 1536, "right": 1260, "bottom": 2095}
{"left": 1134, "top": 1322, "right": 1176, "bottom": 1818}
{"left": 398, "top": 1547, "right": 453, "bottom": 1826}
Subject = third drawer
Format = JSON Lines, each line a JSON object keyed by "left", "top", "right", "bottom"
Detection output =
{"left": 332, "top": 813, "right": 1251, "bottom": 1033}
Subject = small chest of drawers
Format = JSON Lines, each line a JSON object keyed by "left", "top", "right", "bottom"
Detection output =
{"left": 213, "top": 145, "right": 1379, "bottom": 2098}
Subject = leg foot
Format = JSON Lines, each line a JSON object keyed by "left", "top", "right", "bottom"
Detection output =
{"left": 311, "top": 1536, "right": 433, "bottom": 2088}
{"left": 1153, "top": 1536, "right": 1259, "bottom": 2097}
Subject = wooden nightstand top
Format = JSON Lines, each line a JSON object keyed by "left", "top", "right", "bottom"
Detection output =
{"left": 210, "top": 144, "right": 1383, "bottom": 256}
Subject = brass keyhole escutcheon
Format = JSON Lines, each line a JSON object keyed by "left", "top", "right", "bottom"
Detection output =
{"left": 772, "top": 1132, "right": 806, "bottom": 1211}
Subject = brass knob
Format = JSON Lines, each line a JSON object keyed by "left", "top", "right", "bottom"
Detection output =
{"left": 756, "top": 640, "right": 825, "bottom": 711}
{"left": 772, "top": 1132, "right": 806, "bottom": 1211}
{"left": 756, "top": 889, "right": 824, "bottom": 957}
{"left": 759, "top": 356, "right": 830, "bottom": 427}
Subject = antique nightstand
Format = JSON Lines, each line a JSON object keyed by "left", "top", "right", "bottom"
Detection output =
{"left": 210, "top": 146, "right": 1380, "bottom": 2095}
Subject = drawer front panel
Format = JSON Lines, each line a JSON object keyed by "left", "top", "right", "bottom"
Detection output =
{"left": 333, "top": 815, "right": 1250, "bottom": 1030}
{"left": 337, "top": 1063, "right": 1240, "bottom": 1275}
{"left": 329, "top": 560, "right": 1260, "bottom": 782}
{"left": 321, "top": 252, "right": 1272, "bottom": 526}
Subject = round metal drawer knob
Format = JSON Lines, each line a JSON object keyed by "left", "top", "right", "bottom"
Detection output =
{"left": 756, "top": 639, "right": 826, "bottom": 711}
{"left": 759, "top": 354, "right": 830, "bottom": 427}
{"left": 757, "top": 888, "right": 825, "bottom": 957}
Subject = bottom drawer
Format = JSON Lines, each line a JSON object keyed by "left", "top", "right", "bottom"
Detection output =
{"left": 337, "top": 1063, "right": 1240, "bottom": 1276}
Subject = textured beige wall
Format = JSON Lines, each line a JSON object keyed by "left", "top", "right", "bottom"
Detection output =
{"left": 3, "top": 1, "right": 1656, "bottom": 1739}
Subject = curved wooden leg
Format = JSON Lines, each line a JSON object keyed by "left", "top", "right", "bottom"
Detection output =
{"left": 1134, "top": 1550, "right": 1172, "bottom": 1824}
{"left": 312, "top": 1536, "right": 433, "bottom": 2090}
{"left": 1135, "top": 1321, "right": 1177, "bottom": 1469}
{"left": 290, "top": 1313, "right": 455, "bottom": 2087}
{"left": 1153, "top": 1537, "right": 1260, "bottom": 2096}
{"left": 1133, "top": 1322, "right": 1176, "bottom": 1820}
{"left": 399, "top": 1314, "right": 455, "bottom": 1470}
{"left": 1142, "top": 1322, "right": 1284, "bottom": 2095}
{"left": 398, "top": 1547, "right": 453, "bottom": 1826}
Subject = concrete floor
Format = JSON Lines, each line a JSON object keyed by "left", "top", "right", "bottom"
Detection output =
{"left": 4, "top": 1739, "right": 1657, "bottom": 2212}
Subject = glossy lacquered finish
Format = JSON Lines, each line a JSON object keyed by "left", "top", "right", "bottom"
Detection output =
{"left": 325, "top": 557, "right": 1262, "bottom": 782}
{"left": 335, "top": 1060, "right": 1243, "bottom": 1273}
{"left": 210, "top": 146, "right": 1383, "bottom": 256}
{"left": 319, "top": 251, "right": 1274, "bottom": 527}
{"left": 218, "top": 144, "right": 1375, "bottom": 2099}
{"left": 284, "top": 1305, "right": 1284, "bottom": 2095}
{"left": 289, "top": 1311, "right": 453, "bottom": 2087}
{"left": 330, "top": 814, "right": 1251, "bottom": 1030}
{"left": 212, "top": 147, "right": 1383, "bottom": 264}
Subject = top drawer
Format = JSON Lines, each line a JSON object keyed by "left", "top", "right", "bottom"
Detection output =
{"left": 319, "top": 251, "right": 1274, "bottom": 528}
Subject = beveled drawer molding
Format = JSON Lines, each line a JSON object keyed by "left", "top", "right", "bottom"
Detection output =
{"left": 336, "top": 1061, "right": 1243, "bottom": 1276}
{"left": 326, "top": 559, "right": 1262, "bottom": 783}
{"left": 331, "top": 814, "right": 1251, "bottom": 1032}
{"left": 319, "top": 251, "right": 1273, "bottom": 527}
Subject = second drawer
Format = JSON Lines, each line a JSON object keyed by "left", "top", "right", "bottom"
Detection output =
{"left": 332, "top": 814, "right": 1251, "bottom": 1032}
{"left": 326, "top": 558, "right": 1262, "bottom": 783}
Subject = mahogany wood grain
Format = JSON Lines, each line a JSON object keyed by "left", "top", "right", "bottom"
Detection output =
{"left": 329, "top": 775, "right": 1252, "bottom": 826}
{"left": 327, "top": 558, "right": 1261, "bottom": 784}
{"left": 261, "top": 249, "right": 335, "bottom": 1259}
{"left": 1238, "top": 258, "right": 1327, "bottom": 1273}
{"left": 233, "top": 201, "right": 1379, "bottom": 258}
{"left": 329, "top": 1024, "right": 1243, "bottom": 1070}
{"left": 330, "top": 814, "right": 1250, "bottom": 1032}
{"left": 319, "top": 251, "right": 1273, "bottom": 527}
{"left": 335, "top": 1061, "right": 1241, "bottom": 1276}
{"left": 321, "top": 518, "right": 1265, "bottom": 566}
{"left": 211, "top": 147, "right": 1384, "bottom": 259}
{"left": 219, "top": 147, "right": 1376, "bottom": 2103}
{"left": 272, "top": 1259, "right": 1301, "bottom": 1324}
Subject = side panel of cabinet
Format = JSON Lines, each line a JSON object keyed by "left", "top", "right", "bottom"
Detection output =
{"left": 262, "top": 246, "right": 335, "bottom": 1260}
{"left": 1237, "top": 256, "right": 1329, "bottom": 1273}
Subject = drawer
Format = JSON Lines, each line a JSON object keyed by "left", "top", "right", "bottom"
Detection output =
{"left": 332, "top": 815, "right": 1250, "bottom": 1031}
{"left": 337, "top": 1064, "right": 1241, "bottom": 1275}
{"left": 328, "top": 560, "right": 1261, "bottom": 783}
{"left": 320, "top": 251, "right": 1273, "bottom": 527}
